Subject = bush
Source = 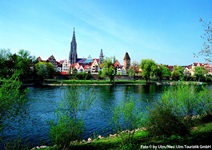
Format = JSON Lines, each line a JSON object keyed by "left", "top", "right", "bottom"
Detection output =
{"left": 146, "top": 102, "right": 189, "bottom": 137}
{"left": 49, "top": 115, "right": 83, "bottom": 148}
{"left": 146, "top": 84, "right": 212, "bottom": 138}
{"left": 111, "top": 94, "right": 143, "bottom": 147}
{"left": 49, "top": 86, "right": 95, "bottom": 148}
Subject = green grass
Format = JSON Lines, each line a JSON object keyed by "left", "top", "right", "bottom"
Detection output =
{"left": 44, "top": 79, "right": 147, "bottom": 85}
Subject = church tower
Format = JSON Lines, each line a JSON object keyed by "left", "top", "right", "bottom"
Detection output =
{"left": 99, "top": 49, "right": 104, "bottom": 64}
{"left": 123, "top": 52, "right": 131, "bottom": 70}
{"left": 69, "top": 28, "right": 77, "bottom": 64}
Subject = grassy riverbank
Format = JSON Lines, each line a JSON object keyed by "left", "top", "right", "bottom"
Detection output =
{"left": 42, "top": 79, "right": 210, "bottom": 86}
{"left": 43, "top": 79, "right": 147, "bottom": 85}
{"left": 38, "top": 118, "right": 212, "bottom": 150}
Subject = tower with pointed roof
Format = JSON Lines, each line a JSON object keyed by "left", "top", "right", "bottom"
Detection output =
{"left": 99, "top": 49, "right": 104, "bottom": 64}
{"left": 123, "top": 52, "right": 131, "bottom": 70}
{"left": 69, "top": 28, "right": 77, "bottom": 64}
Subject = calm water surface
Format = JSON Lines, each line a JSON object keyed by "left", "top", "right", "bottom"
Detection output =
{"left": 1, "top": 84, "right": 211, "bottom": 148}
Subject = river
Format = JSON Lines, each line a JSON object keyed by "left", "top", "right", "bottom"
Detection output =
{"left": 1, "top": 84, "right": 211, "bottom": 148}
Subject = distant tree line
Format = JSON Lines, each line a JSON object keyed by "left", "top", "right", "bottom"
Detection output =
{"left": 0, "top": 49, "right": 55, "bottom": 83}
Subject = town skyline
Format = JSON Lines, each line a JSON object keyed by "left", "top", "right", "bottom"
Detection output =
{"left": 0, "top": 0, "right": 212, "bottom": 65}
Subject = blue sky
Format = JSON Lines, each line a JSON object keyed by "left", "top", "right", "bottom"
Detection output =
{"left": 0, "top": 0, "right": 211, "bottom": 65}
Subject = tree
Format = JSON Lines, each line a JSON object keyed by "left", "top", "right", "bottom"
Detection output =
{"left": 161, "top": 65, "right": 171, "bottom": 78}
{"left": 127, "top": 66, "right": 135, "bottom": 80}
{"left": 111, "top": 93, "right": 143, "bottom": 148}
{"left": 0, "top": 49, "right": 11, "bottom": 77}
{"left": 50, "top": 86, "right": 95, "bottom": 148}
{"left": 0, "top": 49, "right": 35, "bottom": 81}
{"left": 35, "top": 62, "right": 55, "bottom": 79}
{"left": 171, "top": 66, "right": 184, "bottom": 81}
{"left": 16, "top": 49, "right": 36, "bottom": 80}
{"left": 0, "top": 71, "right": 28, "bottom": 144}
{"left": 196, "top": 18, "right": 212, "bottom": 62}
{"left": 194, "top": 66, "right": 208, "bottom": 81}
{"left": 102, "top": 58, "right": 115, "bottom": 83}
{"left": 140, "top": 59, "right": 157, "bottom": 82}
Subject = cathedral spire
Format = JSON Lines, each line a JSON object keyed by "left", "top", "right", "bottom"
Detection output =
{"left": 99, "top": 49, "right": 104, "bottom": 64}
{"left": 69, "top": 28, "right": 77, "bottom": 64}
{"left": 72, "top": 27, "right": 76, "bottom": 43}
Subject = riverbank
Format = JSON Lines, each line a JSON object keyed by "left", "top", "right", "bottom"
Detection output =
{"left": 39, "top": 79, "right": 211, "bottom": 86}
{"left": 33, "top": 117, "right": 212, "bottom": 150}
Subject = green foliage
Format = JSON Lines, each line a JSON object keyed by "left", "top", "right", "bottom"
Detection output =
{"left": 171, "top": 66, "right": 184, "bottom": 80}
{"left": 72, "top": 68, "right": 78, "bottom": 75}
{"left": 35, "top": 62, "right": 55, "bottom": 79}
{"left": 194, "top": 66, "right": 208, "bottom": 81}
{"left": 50, "top": 115, "right": 84, "bottom": 148}
{"left": 196, "top": 86, "right": 212, "bottom": 116}
{"left": 0, "top": 49, "right": 35, "bottom": 80}
{"left": 75, "top": 72, "right": 92, "bottom": 80}
{"left": 146, "top": 102, "right": 189, "bottom": 137}
{"left": 0, "top": 72, "right": 28, "bottom": 149}
{"left": 140, "top": 59, "right": 157, "bottom": 82}
{"left": 98, "top": 70, "right": 105, "bottom": 80}
{"left": 102, "top": 58, "right": 115, "bottom": 83}
{"left": 111, "top": 94, "right": 143, "bottom": 147}
{"left": 0, "top": 71, "right": 28, "bottom": 118}
{"left": 49, "top": 86, "right": 95, "bottom": 148}
{"left": 127, "top": 67, "right": 135, "bottom": 79}
{"left": 146, "top": 84, "right": 212, "bottom": 138}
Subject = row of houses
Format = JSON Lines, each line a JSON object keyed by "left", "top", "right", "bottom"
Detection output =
{"left": 184, "top": 62, "right": 212, "bottom": 76}
{"left": 37, "top": 54, "right": 212, "bottom": 78}
{"left": 37, "top": 52, "right": 130, "bottom": 75}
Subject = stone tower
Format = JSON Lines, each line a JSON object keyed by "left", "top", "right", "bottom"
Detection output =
{"left": 69, "top": 28, "right": 77, "bottom": 64}
{"left": 123, "top": 52, "right": 131, "bottom": 70}
{"left": 99, "top": 49, "right": 104, "bottom": 64}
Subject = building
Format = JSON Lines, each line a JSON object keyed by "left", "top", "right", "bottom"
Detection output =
{"left": 123, "top": 52, "right": 131, "bottom": 70}
{"left": 99, "top": 49, "right": 104, "bottom": 64}
{"left": 69, "top": 28, "right": 77, "bottom": 64}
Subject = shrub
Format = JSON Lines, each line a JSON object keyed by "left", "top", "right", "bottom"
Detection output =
{"left": 146, "top": 84, "right": 212, "bottom": 138}
{"left": 49, "top": 86, "right": 95, "bottom": 148}
{"left": 111, "top": 94, "right": 143, "bottom": 147}
{"left": 49, "top": 115, "right": 83, "bottom": 148}
{"left": 146, "top": 102, "right": 189, "bottom": 137}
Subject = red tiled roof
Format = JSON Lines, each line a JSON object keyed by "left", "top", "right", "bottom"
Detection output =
{"left": 61, "top": 71, "right": 67, "bottom": 75}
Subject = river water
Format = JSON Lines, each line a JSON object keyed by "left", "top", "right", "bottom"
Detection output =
{"left": 1, "top": 84, "right": 211, "bottom": 148}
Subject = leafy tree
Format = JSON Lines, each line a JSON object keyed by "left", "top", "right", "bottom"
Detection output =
{"left": 0, "top": 49, "right": 35, "bottom": 81}
{"left": 98, "top": 70, "right": 105, "bottom": 80}
{"left": 16, "top": 49, "right": 36, "bottom": 80}
{"left": 127, "top": 66, "right": 135, "bottom": 80}
{"left": 0, "top": 72, "right": 28, "bottom": 148}
{"left": 111, "top": 93, "right": 143, "bottom": 148}
{"left": 194, "top": 66, "right": 208, "bottom": 81}
{"left": 146, "top": 84, "right": 212, "bottom": 138}
{"left": 171, "top": 66, "right": 184, "bottom": 81}
{"left": 140, "top": 59, "right": 157, "bottom": 82}
{"left": 196, "top": 18, "right": 212, "bottom": 62}
{"left": 0, "top": 49, "right": 11, "bottom": 77}
{"left": 35, "top": 62, "right": 55, "bottom": 79}
{"left": 161, "top": 65, "right": 171, "bottom": 78}
{"left": 154, "top": 66, "right": 162, "bottom": 81}
{"left": 50, "top": 86, "right": 95, "bottom": 149}
{"left": 102, "top": 58, "right": 115, "bottom": 83}
{"left": 72, "top": 68, "right": 78, "bottom": 75}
